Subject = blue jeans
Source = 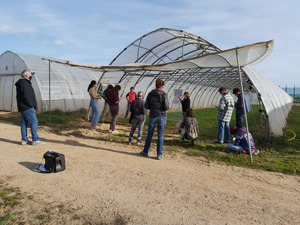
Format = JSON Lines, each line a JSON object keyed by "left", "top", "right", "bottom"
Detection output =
{"left": 227, "top": 143, "right": 243, "bottom": 152}
{"left": 143, "top": 115, "right": 166, "bottom": 157}
{"left": 21, "top": 107, "right": 39, "bottom": 142}
{"left": 129, "top": 117, "right": 146, "bottom": 140}
{"left": 90, "top": 98, "right": 100, "bottom": 124}
{"left": 218, "top": 120, "right": 230, "bottom": 143}
{"left": 236, "top": 113, "right": 244, "bottom": 129}
{"left": 125, "top": 103, "right": 131, "bottom": 118}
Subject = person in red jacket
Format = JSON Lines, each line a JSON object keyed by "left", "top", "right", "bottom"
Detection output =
{"left": 125, "top": 87, "right": 136, "bottom": 118}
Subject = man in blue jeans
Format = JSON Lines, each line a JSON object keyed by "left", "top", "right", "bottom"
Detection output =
{"left": 129, "top": 91, "right": 147, "bottom": 145}
{"left": 215, "top": 87, "right": 234, "bottom": 144}
{"left": 15, "top": 69, "right": 45, "bottom": 146}
{"left": 140, "top": 79, "right": 169, "bottom": 160}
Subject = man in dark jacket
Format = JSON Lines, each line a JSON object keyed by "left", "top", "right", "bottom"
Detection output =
{"left": 128, "top": 91, "right": 147, "bottom": 145}
{"left": 233, "top": 88, "right": 251, "bottom": 129}
{"left": 140, "top": 79, "right": 170, "bottom": 160}
{"left": 15, "top": 69, "right": 45, "bottom": 145}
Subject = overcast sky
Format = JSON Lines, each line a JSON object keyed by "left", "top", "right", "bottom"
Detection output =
{"left": 1, "top": 0, "right": 299, "bottom": 87}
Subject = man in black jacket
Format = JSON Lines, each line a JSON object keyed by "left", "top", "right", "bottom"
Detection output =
{"left": 128, "top": 91, "right": 147, "bottom": 145}
{"left": 140, "top": 79, "right": 170, "bottom": 160}
{"left": 15, "top": 69, "right": 45, "bottom": 146}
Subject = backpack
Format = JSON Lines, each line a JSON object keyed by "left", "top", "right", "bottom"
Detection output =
{"left": 187, "top": 118, "right": 198, "bottom": 140}
{"left": 37, "top": 151, "right": 66, "bottom": 173}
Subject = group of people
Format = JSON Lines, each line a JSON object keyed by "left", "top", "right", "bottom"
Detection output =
{"left": 87, "top": 79, "right": 170, "bottom": 159}
{"left": 87, "top": 81, "right": 121, "bottom": 133}
{"left": 215, "top": 87, "right": 259, "bottom": 155}
{"left": 15, "top": 68, "right": 258, "bottom": 157}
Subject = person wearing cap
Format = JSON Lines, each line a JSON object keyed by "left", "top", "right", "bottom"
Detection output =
{"left": 227, "top": 126, "right": 259, "bottom": 155}
{"left": 15, "top": 69, "right": 45, "bottom": 146}
{"left": 140, "top": 79, "right": 170, "bottom": 160}
{"left": 233, "top": 88, "right": 251, "bottom": 129}
{"left": 128, "top": 91, "right": 147, "bottom": 145}
{"left": 215, "top": 87, "right": 235, "bottom": 144}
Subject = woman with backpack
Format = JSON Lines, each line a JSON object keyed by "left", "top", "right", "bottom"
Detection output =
{"left": 180, "top": 108, "right": 199, "bottom": 145}
{"left": 106, "top": 85, "right": 121, "bottom": 134}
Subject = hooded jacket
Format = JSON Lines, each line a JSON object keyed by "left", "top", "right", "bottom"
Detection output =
{"left": 15, "top": 78, "right": 37, "bottom": 112}
{"left": 145, "top": 89, "right": 169, "bottom": 118}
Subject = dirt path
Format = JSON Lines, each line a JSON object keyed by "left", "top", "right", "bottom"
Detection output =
{"left": 0, "top": 121, "right": 299, "bottom": 224}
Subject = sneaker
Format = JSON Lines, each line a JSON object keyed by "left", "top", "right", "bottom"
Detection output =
{"left": 137, "top": 139, "right": 142, "bottom": 145}
{"left": 253, "top": 150, "right": 260, "bottom": 155}
{"left": 111, "top": 130, "right": 119, "bottom": 134}
{"left": 108, "top": 130, "right": 112, "bottom": 133}
{"left": 91, "top": 125, "right": 99, "bottom": 129}
{"left": 32, "top": 140, "right": 46, "bottom": 146}
{"left": 139, "top": 151, "right": 148, "bottom": 157}
{"left": 157, "top": 155, "right": 165, "bottom": 160}
{"left": 213, "top": 140, "right": 223, "bottom": 144}
{"left": 21, "top": 140, "right": 27, "bottom": 145}
{"left": 129, "top": 137, "right": 132, "bottom": 144}
{"left": 224, "top": 140, "right": 230, "bottom": 144}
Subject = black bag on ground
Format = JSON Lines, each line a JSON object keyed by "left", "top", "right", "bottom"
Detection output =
{"left": 43, "top": 151, "right": 66, "bottom": 173}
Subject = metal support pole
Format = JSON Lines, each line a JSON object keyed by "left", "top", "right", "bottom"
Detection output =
{"left": 48, "top": 60, "right": 51, "bottom": 123}
{"left": 236, "top": 49, "right": 253, "bottom": 163}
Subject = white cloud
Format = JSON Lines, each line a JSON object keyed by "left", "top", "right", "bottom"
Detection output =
{"left": 42, "top": 40, "right": 66, "bottom": 46}
{"left": 53, "top": 40, "right": 66, "bottom": 46}
{"left": 0, "top": 25, "right": 36, "bottom": 34}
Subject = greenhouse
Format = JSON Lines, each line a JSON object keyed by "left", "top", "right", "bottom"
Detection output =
{"left": 0, "top": 51, "right": 103, "bottom": 112}
{"left": 0, "top": 28, "right": 293, "bottom": 136}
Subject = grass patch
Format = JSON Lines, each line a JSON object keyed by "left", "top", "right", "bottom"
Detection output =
{"left": 0, "top": 105, "right": 299, "bottom": 174}
{"left": 0, "top": 183, "right": 24, "bottom": 223}
{"left": 162, "top": 105, "right": 299, "bottom": 174}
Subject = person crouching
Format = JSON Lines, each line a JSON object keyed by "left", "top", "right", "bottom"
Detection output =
{"left": 180, "top": 108, "right": 199, "bottom": 145}
{"left": 227, "top": 126, "right": 259, "bottom": 155}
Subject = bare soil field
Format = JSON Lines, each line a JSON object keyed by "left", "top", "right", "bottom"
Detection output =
{"left": 0, "top": 121, "right": 299, "bottom": 224}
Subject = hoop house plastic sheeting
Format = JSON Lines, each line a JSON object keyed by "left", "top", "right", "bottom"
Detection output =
{"left": 244, "top": 66, "right": 293, "bottom": 136}
{"left": 100, "top": 28, "right": 255, "bottom": 111}
{"left": 98, "top": 28, "right": 292, "bottom": 136}
{"left": 0, "top": 51, "right": 102, "bottom": 112}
